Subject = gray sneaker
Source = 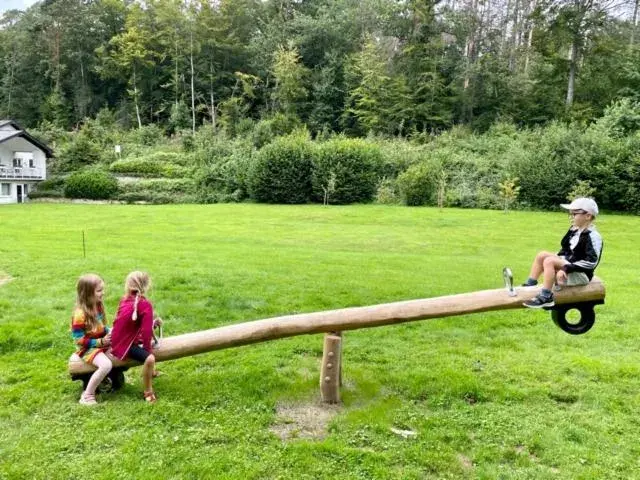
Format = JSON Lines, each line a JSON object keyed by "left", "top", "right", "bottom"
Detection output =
{"left": 523, "top": 294, "right": 555, "bottom": 308}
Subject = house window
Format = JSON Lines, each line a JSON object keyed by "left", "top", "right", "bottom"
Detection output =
{"left": 29, "top": 159, "right": 35, "bottom": 168}
{"left": 12, "top": 158, "right": 22, "bottom": 168}
{"left": 1, "top": 183, "right": 10, "bottom": 196}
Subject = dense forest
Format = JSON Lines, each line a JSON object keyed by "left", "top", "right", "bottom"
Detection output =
{"left": 2, "top": 0, "right": 640, "bottom": 134}
{"left": 2, "top": 1, "right": 640, "bottom": 213}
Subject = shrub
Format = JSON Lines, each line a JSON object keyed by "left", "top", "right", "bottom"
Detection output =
{"left": 311, "top": 138, "right": 381, "bottom": 204}
{"left": 375, "top": 178, "right": 399, "bottom": 204}
{"left": 591, "top": 98, "right": 640, "bottom": 138}
{"left": 28, "top": 190, "right": 64, "bottom": 199}
{"left": 514, "top": 123, "right": 618, "bottom": 209}
{"left": 109, "top": 157, "right": 190, "bottom": 178}
{"left": 54, "top": 134, "right": 103, "bottom": 173}
{"left": 125, "top": 124, "right": 165, "bottom": 146}
{"left": 252, "top": 114, "right": 301, "bottom": 148}
{"left": 194, "top": 149, "right": 253, "bottom": 202}
{"left": 442, "top": 152, "right": 505, "bottom": 209}
{"left": 396, "top": 160, "right": 439, "bottom": 206}
{"left": 116, "top": 178, "right": 196, "bottom": 204}
{"left": 35, "top": 176, "right": 66, "bottom": 192}
{"left": 64, "top": 169, "right": 119, "bottom": 200}
{"left": 375, "top": 139, "right": 430, "bottom": 179}
{"left": 192, "top": 128, "right": 236, "bottom": 166}
{"left": 30, "top": 176, "right": 66, "bottom": 199}
{"left": 249, "top": 132, "right": 313, "bottom": 203}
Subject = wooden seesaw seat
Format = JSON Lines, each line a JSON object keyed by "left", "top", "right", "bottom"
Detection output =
{"left": 68, "top": 277, "right": 605, "bottom": 402}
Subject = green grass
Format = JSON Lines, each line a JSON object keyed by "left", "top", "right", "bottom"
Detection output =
{"left": 0, "top": 203, "right": 639, "bottom": 479}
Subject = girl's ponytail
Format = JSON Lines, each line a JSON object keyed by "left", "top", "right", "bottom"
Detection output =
{"left": 132, "top": 291, "right": 140, "bottom": 321}
{"left": 124, "top": 271, "right": 150, "bottom": 322}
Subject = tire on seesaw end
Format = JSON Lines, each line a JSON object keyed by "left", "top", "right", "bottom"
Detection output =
{"left": 551, "top": 304, "right": 596, "bottom": 335}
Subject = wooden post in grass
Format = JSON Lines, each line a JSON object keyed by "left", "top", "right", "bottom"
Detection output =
{"left": 320, "top": 333, "right": 342, "bottom": 404}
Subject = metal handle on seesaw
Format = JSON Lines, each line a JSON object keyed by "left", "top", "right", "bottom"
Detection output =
{"left": 503, "top": 267, "right": 517, "bottom": 297}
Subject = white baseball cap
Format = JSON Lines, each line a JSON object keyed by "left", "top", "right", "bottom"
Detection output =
{"left": 560, "top": 197, "right": 599, "bottom": 216}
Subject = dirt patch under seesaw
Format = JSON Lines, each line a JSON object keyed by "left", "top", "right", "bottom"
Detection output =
{"left": 270, "top": 400, "right": 341, "bottom": 441}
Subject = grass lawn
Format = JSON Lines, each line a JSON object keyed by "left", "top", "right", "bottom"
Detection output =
{"left": 0, "top": 203, "right": 639, "bottom": 479}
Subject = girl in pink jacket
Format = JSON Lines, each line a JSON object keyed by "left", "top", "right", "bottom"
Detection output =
{"left": 110, "top": 271, "right": 160, "bottom": 403}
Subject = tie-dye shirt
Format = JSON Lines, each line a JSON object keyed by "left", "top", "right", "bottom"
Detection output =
{"left": 71, "top": 305, "right": 110, "bottom": 363}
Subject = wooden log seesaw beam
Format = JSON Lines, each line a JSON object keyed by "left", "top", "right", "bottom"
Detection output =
{"left": 68, "top": 278, "right": 606, "bottom": 402}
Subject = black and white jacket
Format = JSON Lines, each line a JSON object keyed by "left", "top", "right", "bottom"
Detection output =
{"left": 558, "top": 226, "right": 603, "bottom": 280}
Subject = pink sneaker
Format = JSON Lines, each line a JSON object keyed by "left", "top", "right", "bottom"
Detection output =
{"left": 79, "top": 392, "right": 97, "bottom": 405}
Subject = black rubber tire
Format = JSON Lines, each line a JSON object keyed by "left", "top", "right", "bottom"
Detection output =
{"left": 109, "top": 369, "right": 126, "bottom": 391}
{"left": 79, "top": 374, "right": 91, "bottom": 391}
{"left": 551, "top": 305, "right": 596, "bottom": 335}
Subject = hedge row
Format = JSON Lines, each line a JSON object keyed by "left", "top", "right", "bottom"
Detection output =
{"left": 110, "top": 157, "right": 191, "bottom": 178}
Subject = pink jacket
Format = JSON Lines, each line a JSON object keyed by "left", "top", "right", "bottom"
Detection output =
{"left": 110, "top": 295, "right": 154, "bottom": 360}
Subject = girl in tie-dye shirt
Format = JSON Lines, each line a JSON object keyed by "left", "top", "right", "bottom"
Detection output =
{"left": 71, "top": 274, "right": 113, "bottom": 405}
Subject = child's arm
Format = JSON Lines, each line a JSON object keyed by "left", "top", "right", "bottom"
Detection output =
{"left": 71, "top": 311, "right": 106, "bottom": 349}
{"left": 563, "top": 232, "right": 601, "bottom": 273}
{"left": 138, "top": 301, "right": 155, "bottom": 352}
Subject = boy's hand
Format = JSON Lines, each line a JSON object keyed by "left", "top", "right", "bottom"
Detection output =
{"left": 153, "top": 317, "right": 163, "bottom": 328}
{"left": 556, "top": 270, "right": 568, "bottom": 285}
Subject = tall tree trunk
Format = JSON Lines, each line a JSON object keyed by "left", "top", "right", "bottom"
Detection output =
{"left": 175, "top": 37, "right": 179, "bottom": 107}
{"left": 133, "top": 66, "right": 142, "bottom": 128}
{"left": 209, "top": 59, "right": 216, "bottom": 130}
{"left": 631, "top": 0, "right": 639, "bottom": 47}
{"left": 6, "top": 52, "right": 15, "bottom": 115}
{"left": 463, "top": 0, "right": 478, "bottom": 91}
{"left": 501, "top": 0, "right": 513, "bottom": 56}
{"left": 565, "top": 41, "right": 578, "bottom": 108}
{"left": 523, "top": 0, "right": 536, "bottom": 75}
{"left": 190, "top": 29, "right": 196, "bottom": 134}
{"left": 508, "top": 0, "right": 520, "bottom": 71}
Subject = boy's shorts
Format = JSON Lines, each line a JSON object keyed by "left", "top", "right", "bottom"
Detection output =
{"left": 127, "top": 344, "right": 151, "bottom": 363}
{"left": 565, "top": 272, "right": 590, "bottom": 286}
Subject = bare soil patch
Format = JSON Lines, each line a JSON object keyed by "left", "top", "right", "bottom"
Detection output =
{"left": 270, "top": 400, "right": 341, "bottom": 441}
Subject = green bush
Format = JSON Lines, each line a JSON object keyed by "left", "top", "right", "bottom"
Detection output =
{"left": 375, "top": 139, "right": 430, "bottom": 179}
{"left": 64, "top": 169, "right": 119, "bottom": 200}
{"left": 442, "top": 152, "right": 505, "bottom": 209}
{"left": 116, "top": 178, "right": 196, "bottom": 204}
{"left": 109, "top": 157, "right": 190, "bottom": 178}
{"left": 30, "top": 176, "right": 66, "bottom": 199}
{"left": 192, "top": 128, "right": 237, "bottom": 166}
{"left": 28, "top": 190, "right": 64, "bottom": 199}
{"left": 591, "top": 98, "right": 640, "bottom": 138}
{"left": 375, "top": 178, "right": 399, "bottom": 204}
{"left": 397, "top": 160, "right": 439, "bottom": 206}
{"left": 54, "top": 134, "right": 103, "bottom": 173}
{"left": 35, "top": 176, "right": 66, "bottom": 192}
{"left": 249, "top": 132, "right": 313, "bottom": 204}
{"left": 125, "top": 124, "right": 165, "bottom": 146}
{"left": 514, "top": 123, "right": 617, "bottom": 209}
{"left": 311, "top": 138, "right": 381, "bottom": 204}
{"left": 195, "top": 147, "right": 253, "bottom": 202}
{"left": 252, "top": 114, "right": 301, "bottom": 148}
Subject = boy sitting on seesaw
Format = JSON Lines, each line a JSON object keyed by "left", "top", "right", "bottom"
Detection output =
{"left": 522, "top": 197, "right": 603, "bottom": 308}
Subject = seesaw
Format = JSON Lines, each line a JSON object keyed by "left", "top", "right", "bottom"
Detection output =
{"left": 68, "top": 272, "right": 605, "bottom": 403}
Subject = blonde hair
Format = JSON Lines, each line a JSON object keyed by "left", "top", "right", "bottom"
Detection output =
{"left": 124, "top": 271, "right": 151, "bottom": 321}
{"left": 76, "top": 273, "right": 104, "bottom": 331}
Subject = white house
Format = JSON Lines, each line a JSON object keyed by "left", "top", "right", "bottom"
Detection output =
{"left": 0, "top": 120, "right": 53, "bottom": 204}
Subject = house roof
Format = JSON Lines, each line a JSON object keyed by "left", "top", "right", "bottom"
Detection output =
{"left": 0, "top": 121, "right": 54, "bottom": 157}
{"left": 0, "top": 119, "right": 21, "bottom": 130}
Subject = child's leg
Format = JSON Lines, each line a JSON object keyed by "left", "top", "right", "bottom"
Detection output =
{"left": 84, "top": 352, "right": 112, "bottom": 397}
{"left": 541, "top": 256, "right": 567, "bottom": 290}
{"left": 142, "top": 354, "right": 156, "bottom": 394}
{"left": 527, "top": 251, "right": 556, "bottom": 281}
